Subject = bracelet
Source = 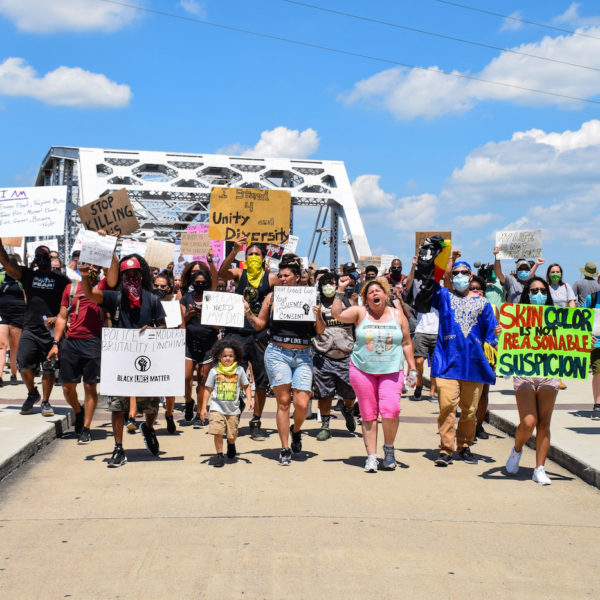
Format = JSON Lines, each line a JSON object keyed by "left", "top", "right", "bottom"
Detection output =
{"left": 52, "top": 340, "right": 60, "bottom": 346}
{"left": 334, "top": 293, "right": 345, "bottom": 301}
{"left": 244, "top": 308, "right": 251, "bottom": 314}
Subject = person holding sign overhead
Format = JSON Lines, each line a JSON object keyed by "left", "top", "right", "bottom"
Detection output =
{"left": 493, "top": 247, "right": 543, "bottom": 303}
{"left": 218, "top": 236, "right": 279, "bottom": 441}
{"left": 244, "top": 254, "right": 325, "bottom": 466}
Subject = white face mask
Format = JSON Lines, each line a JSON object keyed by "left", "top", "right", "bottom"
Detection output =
{"left": 322, "top": 284, "right": 336, "bottom": 298}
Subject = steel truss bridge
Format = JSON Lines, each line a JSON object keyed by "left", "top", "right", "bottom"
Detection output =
{"left": 35, "top": 146, "right": 371, "bottom": 267}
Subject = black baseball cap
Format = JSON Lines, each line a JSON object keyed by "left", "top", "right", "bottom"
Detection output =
{"left": 342, "top": 262, "right": 356, "bottom": 273}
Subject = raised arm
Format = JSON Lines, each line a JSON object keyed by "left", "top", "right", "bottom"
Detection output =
{"left": 444, "top": 249, "right": 461, "bottom": 289}
{"left": 206, "top": 249, "right": 218, "bottom": 290}
{"left": 0, "top": 241, "right": 22, "bottom": 279}
{"left": 79, "top": 264, "right": 104, "bottom": 304}
{"left": 404, "top": 255, "right": 417, "bottom": 290}
{"left": 331, "top": 276, "right": 363, "bottom": 324}
{"left": 529, "top": 257, "right": 544, "bottom": 280}
{"left": 217, "top": 235, "right": 245, "bottom": 282}
{"left": 493, "top": 246, "right": 506, "bottom": 285}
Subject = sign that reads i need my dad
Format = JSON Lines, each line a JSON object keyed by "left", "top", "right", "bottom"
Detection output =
{"left": 100, "top": 328, "right": 185, "bottom": 396}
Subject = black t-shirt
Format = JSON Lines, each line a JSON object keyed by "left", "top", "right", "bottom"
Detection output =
{"left": 101, "top": 289, "right": 166, "bottom": 329}
{"left": 180, "top": 291, "right": 218, "bottom": 344}
{"left": 0, "top": 272, "right": 25, "bottom": 309}
{"left": 20, "top": 267, "right": 70, "bottom": 335}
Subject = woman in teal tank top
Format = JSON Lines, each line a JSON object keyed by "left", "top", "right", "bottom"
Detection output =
{"left": 332, "top": 277, "right": 417, "bottom": 473}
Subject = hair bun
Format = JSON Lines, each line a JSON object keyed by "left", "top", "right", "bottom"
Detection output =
{"left": 280, "top": 253, "right": 303, "bottom": 270}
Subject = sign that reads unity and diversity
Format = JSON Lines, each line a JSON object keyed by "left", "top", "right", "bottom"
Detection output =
{"left": 209, "top": 187, "right": 290, "bottom": 244}
{"left": 496, "top": 303, "right": 594, "bottom": 380}
{"left": 78, "top": 189, "right": 139, "bottom": 236}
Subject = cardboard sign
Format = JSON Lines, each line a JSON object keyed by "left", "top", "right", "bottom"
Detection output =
{"left": 120, "top": 238, "right": 147, "bottom": 258}
{"left": 209, "top": 187, "right": 290, "bottom": 244}
{"left": 415, "top": 231, "right": 452, "bottom": 254}
{"left": 273, "top": 286, "right": 317, "bottom": 321}
{"left": 100, "top": 328, "right": 185, "bottom": 396}
{"left": 496, "top": 303, "right": 594, "bottom": 380}
{"left": 358, "top": 255, "right": 381, "bottom": 270}
{"left": 0, "top": 186, "right": 67, "bottom": 237}
{"left": 79, "top": 230, "right": 117, "bottom": 268}
{"left": 162, "top": 300, "right": 183, "bottom": 329}
{"left": 3, "top": 237, "right": 23, "bottom": 246}
{"left": 201, "top": 291, "right": 245, "bottom": 329}
{"left": 145, "top": 239, "right": 175, "bottom": 269}
{"left": 77, "top": 189, "right": 139, "bottom": 236}
{"left": 180, "top": 233, "right": 211, "bottom": 256}
{"left": 495, "top": 229, "right": 542, "bottom": 260}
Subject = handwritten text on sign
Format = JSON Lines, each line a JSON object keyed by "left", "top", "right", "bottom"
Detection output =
{"left": 201, "top": 291, "right": 245, "bottom": 329}
{"left": 496, "top": 303, "right": 594, "bottom": 380}
{"left": 180, "top": 233, "right": 211, "bottom": 256}
{"left": 77, "top": 189, "right": 139, "bottom": 236}
{"left": 273, "top": 286, "right": 317, "bottom": 322}
{"left": 79, "top": 230, "right": 117, "bottom": 268}
{"left": 209, "top": 187, "right": 290, "bottom": 244}
{"left": 495, "top": 229, "right": 542, "bottom": 260}
{"left": 0, "top": 186, "right": 67, "bottom": 237}
{"left": 100, "top": 328, "right": 185, "bottom": 396}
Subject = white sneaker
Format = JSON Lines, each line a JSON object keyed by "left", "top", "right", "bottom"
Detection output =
{"left": 364, "top": 454, "right": 378, "bottom": 473}
{"left": 505, "top": 447, "right": 522, "bottom": 474}
{"left": 532, "top": 466, "right": 551, "bottom": 485}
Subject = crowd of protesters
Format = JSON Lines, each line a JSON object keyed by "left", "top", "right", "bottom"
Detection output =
{"left": 0, "top": 234, "right": 598, "bottom": 484}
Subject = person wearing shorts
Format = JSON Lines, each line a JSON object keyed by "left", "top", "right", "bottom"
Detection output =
{"left": 583, "top": 290, "right": 600, "bottom": 420}
{"left": 0, "top": 260, "right": 25, "bottom": 386}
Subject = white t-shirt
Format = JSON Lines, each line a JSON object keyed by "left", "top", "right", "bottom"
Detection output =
{"left": 549, "top": 282, "right": 576, "bottom": 307}
{"left": 412, "top": 280, "right": 439, "bottom": 334}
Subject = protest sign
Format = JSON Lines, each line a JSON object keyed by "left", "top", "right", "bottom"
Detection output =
{"left": 415, "top": 231, "right": 452, "bottom": 254}
{"left": 173, "top": 242, "right": 190, "bottom": 276}
{"left": 4, "top": 237, "right": 23, "bottom": 247}
{"left": 0, "top": 186, "right": 67, "bottom": 237}
{"left": 594, "top": 310, "right": 600, "bottom": 337}
{"left": 145, "top": 239, "right": 175, "bottom": 269}
{"left": 201, "top": 291, "right": 245, "bottom": 329}
{"left": 181, "top": 233, "right": 211, "bottom": 256}
{"left": 496, "top": 303, "right": 594, "bottom": 380}
{"left": 495, "top": 229, "right": 542, "bottom": 260}
{"left": 100, "top": 328, "right": 185, "bottom": 396}
{"left": 162, "top": 301, "right": 183, "bottom": 329}
{"left": 120, "top": 238, "right": 147, "bottom": 258}
{"left": 380, "top": 254, "right": 395, "bottom": 274}
{"left": 273, "top": 286, "right": 317, "bottom": 321}
{"left": 79, "top": 230, "right": 117, "bottom": 268}
{"left": 284, "top": 234, "right": 299, "bottom": 254}
{"left": 77, "top": 189, "right": 139, "bottom": 236}
{"left": 266, "top": 243, "right": 285, "bottom": 263}
{"left": 209, "top": 187, "right": 290, "bottom": 244}
{"left": 185, "top": 224, "right": 225, "bottom": 263}
{"left": 26, "top": 238, "right": 58, "bottom": 257}
{"left": 70, "top": 227, "right": 85, "bottom": 253}
{"left": 358, "top": 255, "right": 381, "bottom": 270}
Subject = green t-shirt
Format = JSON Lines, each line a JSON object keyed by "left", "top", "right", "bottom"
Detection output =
{"left": 485, "top": 281, "right": 505, "bottom": 311}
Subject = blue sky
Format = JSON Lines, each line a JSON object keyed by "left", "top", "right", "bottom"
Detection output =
{"left": 1, "top": 1, "right": 599, "bottom": 281}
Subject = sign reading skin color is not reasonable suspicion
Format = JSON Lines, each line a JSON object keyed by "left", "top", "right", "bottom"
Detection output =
{"left": 496, "top": 303, "right": 594, "bottom": 380}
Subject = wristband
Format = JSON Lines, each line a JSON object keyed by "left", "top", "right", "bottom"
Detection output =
{"left": 52, "top": 340, "right": 60, "bottom": 346}
{"left": 334, "top": 293, "right": 345, "bottom": 301}
{"left": 244, "top": 308, "right": 251, "bottom": 314}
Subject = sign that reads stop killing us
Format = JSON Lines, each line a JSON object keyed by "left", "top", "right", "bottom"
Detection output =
{"left": 209, "top": 187, "right": 291, "bottom": 244}
{"left": 496, "top": 303, "right": 595, "bottom": 380}
{"left": 77, "top": 189, "right": 139, "bottom": 236}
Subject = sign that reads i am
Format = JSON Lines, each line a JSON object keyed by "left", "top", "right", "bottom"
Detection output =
{"left": 273, "top": 286, "right": 317, "bottom": 322}
{"left": 209, "top": 187, "right": 291, "bottom": 244}
{"left": 77, "top": 189, "right": 139, "bottom": 237}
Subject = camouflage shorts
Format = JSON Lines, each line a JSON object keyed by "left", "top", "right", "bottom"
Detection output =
{"left": 107, "top": 396, "right": 160, "bottom": 415}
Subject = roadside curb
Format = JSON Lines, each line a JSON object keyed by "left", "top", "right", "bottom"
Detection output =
{"left": 488, "top": 410, "right": 600, "bottom": 490}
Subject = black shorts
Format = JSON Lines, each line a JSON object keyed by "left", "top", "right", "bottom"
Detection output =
{"left": 312, "top": 354, "right": 355, "bottom": 400}
{"left": 185, "top": 338, "right": 214, "bottom": 365}
{"left": 0, "top": 306, "right": 24, "bottom": 329}
{"left": 223, "top": 330, "right": 269, "bottom": 390}
{"left": 413, "top": 332, "right": 438, "bottom": 359}
{"left": 59, "top": 337, "right": 101, "bottom": 384}
{"left": 17, "top": 329, "right": 53, "bottom": 371}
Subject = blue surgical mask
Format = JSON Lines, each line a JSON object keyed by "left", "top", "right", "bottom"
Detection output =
{"left": 517, "top": 270, "right": 530, "bottom": 281}
{"left": 530, "top": 292, "right": 547, "bottom": 305}
{"left": 453, "top": 274, "right": 470, "bottom": 292}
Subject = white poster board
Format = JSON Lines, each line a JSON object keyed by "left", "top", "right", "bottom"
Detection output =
{"left": 26, "top": 238, "right": 59, "bottom": 259}
{"left": 120, "top": 238, "right": 147, "bottom": 258}
{"left": 79, "top": 230, "right": 117, "bottom": 268}
{"left": 162, "top": 300, "right": 182, "bottom": 329}
{"left": 284, "top": 234, "right": 299, "bottom": 254}
{"left": 145, "top": 239, "right": 175, "bottom": 269}
{"left": 0, "top": 186, "right": 67, "bottom": 237}
{"left": 273, "top": 286, "right": 317, "bottom": 321}
{"left": 495, "top": 229, "right": 542, "bottom": 260}
{"left": 100, "top": 328, "right": 185, "bottom": 397}
{"left": 201, "top": 291, "right": 245, "bottom": 328}
{"left": 593, "top": 309, "right": 600, "bottom": 337}
{"left": 380, "top": 254, "right": 395, "bottom": 274}
{"left": 70, "top": 227, "right": 85, "bottom": 253}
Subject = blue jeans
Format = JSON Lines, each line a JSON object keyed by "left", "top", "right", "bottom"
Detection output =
{"left": 264, "top": 343, "right": 313, "bottom": 391}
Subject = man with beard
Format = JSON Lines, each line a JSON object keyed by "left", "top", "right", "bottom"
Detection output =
{"left": 0, "top": 241, "right": 70, "bottom": 416}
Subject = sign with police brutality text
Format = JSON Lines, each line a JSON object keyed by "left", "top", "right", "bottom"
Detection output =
{"left": 77, "top": 189, "right": 139, "bottom": 236}
{"left": 100, "top": 328, "right": 185, "bottom": 396}
{"left": 209, "top": 187, "right": 290, "bottom": 244}
{"left": 496, "top": 303, "right": 594, "bottom": 380}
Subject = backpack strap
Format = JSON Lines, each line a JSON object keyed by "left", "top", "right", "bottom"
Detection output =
{"left": 592, "top": 291, "right": 598, "bottom": 308}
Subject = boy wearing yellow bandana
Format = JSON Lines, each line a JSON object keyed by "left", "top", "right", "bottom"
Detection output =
{"left": 201, "top": 339, "right": 253, "bottom": 468}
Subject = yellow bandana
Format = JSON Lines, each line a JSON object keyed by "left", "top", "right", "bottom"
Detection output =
{"left": 245, "top": 256, "right": 264, "bottom": 288}
{"left": 216, "top": 361, "right": 238, "bottom": 376}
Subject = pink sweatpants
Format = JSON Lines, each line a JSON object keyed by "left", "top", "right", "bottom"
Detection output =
{"left": 349, "top": 361, "right": 403, "bottom": 421}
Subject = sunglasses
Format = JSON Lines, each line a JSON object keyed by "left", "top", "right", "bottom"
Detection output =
{"left": 469, "top": 286, "right": 482, "bottom": 291}
{"left": 452, "top": 270, "right": 470, "bottom": 276}
{"left": 530, "top": 288, "right": 546, "bottom": 295}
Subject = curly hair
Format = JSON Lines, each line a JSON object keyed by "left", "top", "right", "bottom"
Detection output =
{"left": 317, "top": 271, "right": 338, "bottom": 293}
{"left": 119, "top": 254, "right": 153, "bottom": 291}
{"left": 518, "top": 276, "right": 554, "bottom": 306}
{"left": 210, "top": 338, "right": 245, "bottom": 364}
{"left": 154, "top": 269, "right": 174, "bottom": 294}
{"left": 181, "top": 260, "right": 211, "bottom": 291}
{"left": 360, "top": 278, "right": 390, "bottom": 304}
{"left": 279, "top": 253, "right": 302, "bottom": 277}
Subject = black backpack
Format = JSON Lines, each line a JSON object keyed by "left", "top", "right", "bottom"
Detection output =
{"left": 111, "top": 290, "right": 162, "bottom": 327}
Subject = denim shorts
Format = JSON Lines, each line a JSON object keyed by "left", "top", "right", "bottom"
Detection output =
{"left": 264, "top": 343, "right": 313, "bottom": 391}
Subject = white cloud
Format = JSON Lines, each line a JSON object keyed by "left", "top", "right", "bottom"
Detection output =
{"left": 0, "top": 57, "right": 132, "bottom": 108}
{"left": 179, "top": 0, "right": 206, "bottom": 18}
{"left": 500, "top": 11, "right": 524, "bottom": 32}
{"left": 554, "top": 3, "right": 600, "bottom": 27}
{"left": 452, "top": 213, "right": 500, "bottom": 228}
{"left": 340, "top": 26, "right": 600, "bottom": 120}
{"left": 0, "top": 0, "right": 141, "bottom": 33}
{"left": 351, "top": 175, "right": 394, "bottom": 209}
{"left": 219, "top": 126, "right": 320, "bottom": 158}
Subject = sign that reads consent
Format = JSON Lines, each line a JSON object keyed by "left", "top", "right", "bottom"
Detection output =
{"left": 273, "top": 286, "right": 317, "bottom": 322}
{"left": 496, "top": 303, "right": 594, "bottom": 380}
{"left": 100, "top": 328, "right": 185, "bottom": 396}
{"left": 78, "top": 189, "right": 139, "bottom": 236}
{"left": 209, "top": 187, "right": 291, "bottom": 244}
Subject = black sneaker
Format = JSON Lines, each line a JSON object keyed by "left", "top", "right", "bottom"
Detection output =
{"left": 592, "top": 404, "right": 600, "bottom": 421}
{"left": 165, "top": 414, "right": 176, "bottom": 434}
{"left": 20, "top": 387, "right": 41, "bottom": 414}
{"left": 434, "top": 453, "right": 453, "bottom": 467}
{"left": 227, "top": 442, "right": 237, "bottom": 459}
{"left": 74, "top": 405, "right": 85, "bottom": 434}
{"left": 341, "top": 404, "right": 356, "bottom": 433}
{"left": 77, "top": 427, "right": 92, "bottom": 445}
{"left": 333, "top": 398, "right": 345, "bottom": 412}
{"left": 413, "top": 385, "right": 422, "bottom": 400}
{"left": 353, "top": 403, "right": 361, "bottom": 418}
{"left": 278, "top": 447, "right": 292, "bottom": 466}
{"left": 126, "top": 417, "right": 138, "bottom": 433}
{"left": 213, "top": 453, "right": 225, "bottom": 468}
{"left": 140, "top": 422, "right": 160, "bottom": 456}
{"left": 107, "top": 446, "right": 127, "bottom": 468}
{"left": 249, "top": 417, "right": 266, "bottom": 441}
{"left": 10, "top": 374, "right": 18, "bottom": 385}
{"left": 0, "top": 378, "right": 3, "bottom": 387}
{"left": 475, "top": 424, "right": 489, "bottom": 440}
{"left": 290, "top": 425, "right": 302, "bottom": 454}
{"left": 184, "top": 400, "right": 195, "bottom": 422}
{"left": 192, "top": 414, "right": 203, "bottom": 429}
{"left": 458, "top": 447, "right": 478, "bottom": 464}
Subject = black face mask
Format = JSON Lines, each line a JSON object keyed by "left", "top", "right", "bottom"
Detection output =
{"left": 365, "top": 273, "right": 376, "bottom": 281}
{"left": 153, "top": 288, "right": 168, "bottom": 299}
{"left": 389, "top": 268, "right": 402, "bottom": 282}
{"left": 35, "top": 253, "right": 51, "bottom": 270}
{"left": 193, "top": 281, "right": 208, "bottom": 292}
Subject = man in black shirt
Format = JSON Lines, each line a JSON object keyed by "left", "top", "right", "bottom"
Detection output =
{"left": 0, "top": 240, "right": 69, "bottom": 416}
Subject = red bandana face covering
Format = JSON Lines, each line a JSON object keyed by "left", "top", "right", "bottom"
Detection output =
{"left": 122, "top": 276, "right": 142, "bottom": 309}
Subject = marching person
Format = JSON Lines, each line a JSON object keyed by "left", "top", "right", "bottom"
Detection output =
{"left": 572, "top": 262, "right": 600, "bottom": 307}
{"left": 493, "top": 247, "right": 542, "bottom": 303}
